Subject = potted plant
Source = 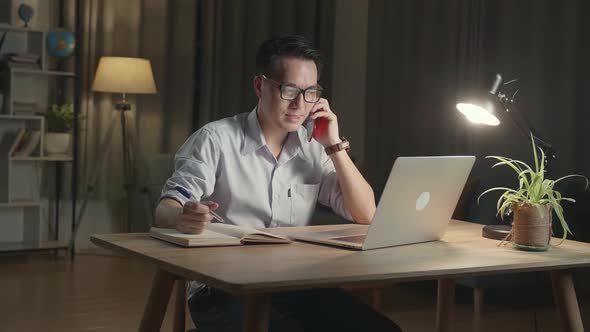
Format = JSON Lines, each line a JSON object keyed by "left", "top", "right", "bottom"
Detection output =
{"left": 44, "top": 103, "right": 76, "bottom": 156}
{"left": 479, "top": 134, "right": 588, "bottom": 251}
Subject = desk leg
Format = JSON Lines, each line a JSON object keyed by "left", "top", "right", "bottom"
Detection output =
{"left": 551, "top": 270, "right": 584, "bottom": 332}
{"left": 243, "top": 293, "right": 271, "bottom": 332}
{"left": 436, "top": 278, "right": 455, "bottom": 332}
{"left": 174, "top": 280, "right": 187, "bottom": 332}
{"left": 139, "top": 268, "right": 176, "bottom": 332}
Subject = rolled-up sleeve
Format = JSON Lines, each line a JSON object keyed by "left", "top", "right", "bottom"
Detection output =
{"left": 317, "top": 155, "right": 354, "bottom": 221}
{"left": 160, "top": 127, "right": 220, "bottom": 205}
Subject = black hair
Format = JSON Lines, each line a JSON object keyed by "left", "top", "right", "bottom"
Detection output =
{"left": 255, "top": 34, "right": 323, "bottom": 80}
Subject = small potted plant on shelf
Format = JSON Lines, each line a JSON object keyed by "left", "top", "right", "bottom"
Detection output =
{"left": 44, "top": 103, "right": 76, "bottom": 156}
{"left": 479, "top": 134, "right": 588, "bottom": 251}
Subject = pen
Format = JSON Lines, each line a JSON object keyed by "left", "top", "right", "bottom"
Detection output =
{"left": 175, "top": 185, "right": 225, "bottom": 223}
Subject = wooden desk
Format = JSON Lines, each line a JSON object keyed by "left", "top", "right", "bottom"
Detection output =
{"left": 91, "top": 220, "right": 590, "bottom": 332}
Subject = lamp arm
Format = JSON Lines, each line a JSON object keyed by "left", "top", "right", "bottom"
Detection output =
{"left": 500, "top": 98, "right": 557, "bottom": 163}
{"left": 531, "top": 134, "right": 557, "bottom": 162}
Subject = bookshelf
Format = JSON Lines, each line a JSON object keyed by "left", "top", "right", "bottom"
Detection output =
{"left": 0, "top": 3, "right": 76, "bottom": 252}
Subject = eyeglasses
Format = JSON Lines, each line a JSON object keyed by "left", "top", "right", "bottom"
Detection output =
{"left": 261, "top": 75, "right": 322, "bottom": 103}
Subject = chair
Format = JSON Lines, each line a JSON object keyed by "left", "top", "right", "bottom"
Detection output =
{"left": 135, "top": 153, "right": 175, "bottom": 229}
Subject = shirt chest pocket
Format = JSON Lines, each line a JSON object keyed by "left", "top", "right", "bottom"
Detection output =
{"left": 289, "top": 183, "right": 321, "bottom": 226}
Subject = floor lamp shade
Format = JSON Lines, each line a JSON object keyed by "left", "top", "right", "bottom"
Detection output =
{"left": 92, "top": 56, "right": 157, "bottom": 94}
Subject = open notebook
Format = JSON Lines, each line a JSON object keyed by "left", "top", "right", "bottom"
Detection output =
{"left": 149, "top": 223, "right": 291, "bottom": 247}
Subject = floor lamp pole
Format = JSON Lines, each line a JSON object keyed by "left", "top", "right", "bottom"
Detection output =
{"left": 68, "top": 94, "right": 138, "bottom": 252}
{"left": 116, "top": 93, "right": 134, "bottom": 190}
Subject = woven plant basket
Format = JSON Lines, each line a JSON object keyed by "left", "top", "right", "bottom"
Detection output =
{"left": 512, "top": 203, "right": 552, "bottom": 250}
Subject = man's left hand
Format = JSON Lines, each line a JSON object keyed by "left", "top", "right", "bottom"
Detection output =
{"left": 310, "top": 98, "right": 341, "bottom": 147}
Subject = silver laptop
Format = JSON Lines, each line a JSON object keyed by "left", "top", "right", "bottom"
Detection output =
{"left": 291, "top": 156, "right": 476, "bottom": 250}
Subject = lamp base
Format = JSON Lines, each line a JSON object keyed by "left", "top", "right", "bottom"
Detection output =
{"left": 482, "top": 224, "right": 512, "bottom": 240}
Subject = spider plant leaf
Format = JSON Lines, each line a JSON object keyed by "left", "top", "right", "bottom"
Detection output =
{"left": 496, "top": 193, "right": 505, "bottom": 213}
{"left": 528, "top": 176, "right": 541, "bottom": 202}
{"left": 496, "top": 191, "right": 520, "bottom": 214}
{"left": 553, "top": 174, "right": 589, "bottom": 189}
{"left": 499, "top": 203, "right": 508, "bottom": 219}
{"left": 560, "top": 197, "right": 576, "bottom": 203}
{"left": 488, "top": 157, "right": 524, "bottom": 175}
{"left": 499, "top": 199, "right": 515, "bottom": 219}
{"left": 539, "top": 146, "right": 546, "bottom": 177}
{"left": 487, "top": 156, "right": 533, "bottom": 174}
{"left": 539, "top": 197, "right": 576, "bottom": 204}
{"left": 547, "top": 191, "right": 572, "bottom": 239}
{"left": 542, "top": 179, "right": 554, "bottom": 197}
{"left": 531, "top": 133, "right": 539, "bottom": 173}
{"left": 478, "top": 187, "right": 518, "bottom": 204}
{"left": 517, "top": 169, "right": 535, "bottom": 189}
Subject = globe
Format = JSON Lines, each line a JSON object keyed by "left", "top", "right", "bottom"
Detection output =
{"left": 18, "top": 4, "right": 34, "bottom": 27}
{"left": 46, "top": 31, "right": 76, "bottom": 59}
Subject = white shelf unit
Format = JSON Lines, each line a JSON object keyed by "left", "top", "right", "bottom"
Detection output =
{"left": 0, "top": 203, "right": 41, "bottom": 245}
{"left": 0, "top": 24, "right": 76, "bottom": 116}
{"left": 0, "top": 115, "right": 44, "bottom": 201}
{"left": 0, "top": 115, "right": 44, "bottom": 245}
{"left": 0, "top": 20, "right": 76, "bottom": 251}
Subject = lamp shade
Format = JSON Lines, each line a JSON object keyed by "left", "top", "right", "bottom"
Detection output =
{"left": 92, "top": 56, "right": 157, "bottom": 94}
{"left": 456, "top": 93, "right": 501, "bottom": 126}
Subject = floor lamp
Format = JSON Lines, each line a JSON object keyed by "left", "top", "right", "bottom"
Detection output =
{"left": 69, "top": 57, "right": 157, "bottom": 253}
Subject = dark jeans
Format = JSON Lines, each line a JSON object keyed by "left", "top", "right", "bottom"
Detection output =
{"left": 188, "top": 286, "right": 402, "bottom": 332}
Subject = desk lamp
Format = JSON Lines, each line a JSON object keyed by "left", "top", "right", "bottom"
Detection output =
{"left": 456, "top": 73, "right": 557, "bottom": 239}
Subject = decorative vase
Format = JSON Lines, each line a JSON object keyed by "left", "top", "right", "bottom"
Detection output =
{"left": 512, "top": 203, "right": 552, "bottom": 251}
{"left": 44, "top": 132, "right": 71, "bottom": 156}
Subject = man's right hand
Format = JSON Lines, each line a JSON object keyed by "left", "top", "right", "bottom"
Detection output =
{"left": 176, "top": 200, "right": 220, "bottom": 234}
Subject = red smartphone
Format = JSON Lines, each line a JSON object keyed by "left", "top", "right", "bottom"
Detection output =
{"left": 304, "top": 112, "right": 328, "bottom": 142}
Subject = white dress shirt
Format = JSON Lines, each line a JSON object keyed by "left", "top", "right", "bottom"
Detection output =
{"left": 161, "top": 107, "right": 353, "bottom": 229}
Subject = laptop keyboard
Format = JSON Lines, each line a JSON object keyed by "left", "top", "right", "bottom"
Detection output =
{"left": 331, "top": 234, "right": 366, "bottom": 244}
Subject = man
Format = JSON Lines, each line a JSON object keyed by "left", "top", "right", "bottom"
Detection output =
{"left": 155, "top": 35, "right": 401, "bottom": 332}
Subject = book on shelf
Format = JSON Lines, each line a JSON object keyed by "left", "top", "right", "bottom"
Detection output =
{"left": 12, "top": 100, "right": 40, "bottom": 115}
{"left": 9, "top": 129, "right": 41, "bottom": 157}
{"left": 7, "top": 128, "right": 26, "bottom": 156}
{"left": 2, "top": 61, "right": 41, "bottom": 70}
{"left": 149, "top": 223, "right": 291, "bottom": 247}
{"left": 7, "top": 54, "right": 40, "bottom": 63}
{"left": 0, "top": 53, "right": 41, "bottom": 70}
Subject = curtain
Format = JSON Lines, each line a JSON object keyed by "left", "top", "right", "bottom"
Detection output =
{"left": 65, "top": 0, "right": 197, "bottom": 232}
{"left": 194, "top": 0, "right": 335, "bottom": 128}
{"left": 365, "top": 0, "right": 590, "bottom": 232}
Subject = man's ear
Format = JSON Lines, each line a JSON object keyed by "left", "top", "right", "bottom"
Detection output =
{"left": 253, "top": 76, "right": 263, "bottom": 99}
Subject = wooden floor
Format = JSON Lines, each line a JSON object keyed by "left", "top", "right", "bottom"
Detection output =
{"left": 1, "top": 250, "right": 588, "bottom": 332}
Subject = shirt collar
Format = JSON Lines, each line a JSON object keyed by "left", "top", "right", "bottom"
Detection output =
{"left": 241, "top": 108, "right": 266, "bottom": 156}
{"left": 241, "top": 107, "right": 308, "bottom": 160}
